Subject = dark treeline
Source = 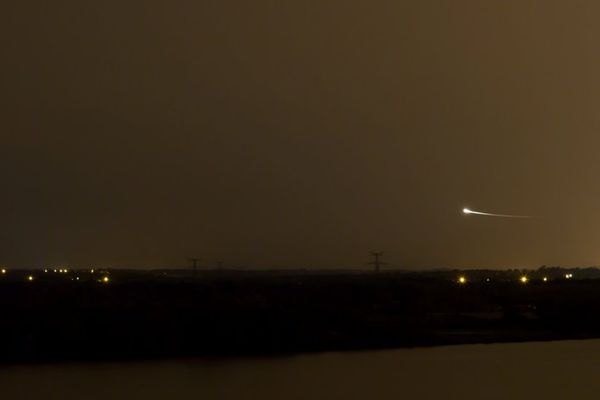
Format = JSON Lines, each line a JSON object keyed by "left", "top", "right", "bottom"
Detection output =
{"left": 1, "top": 268, "right": 600, "bottom": 364}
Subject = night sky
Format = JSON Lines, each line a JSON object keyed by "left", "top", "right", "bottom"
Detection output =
{"left": 3, "top": 2, "right": 600, "bottom": 269}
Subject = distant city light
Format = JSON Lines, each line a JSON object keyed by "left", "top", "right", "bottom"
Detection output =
{"left": 1, "top": 269, "right": 6, "bottom": 274}
{"left": 44, "top": 269, "right": 48, "bottom": 273}
{"left": 565, "top": 273, "right": 573, "bottom": 279}
{"left": 458, "top": 276, "right": 467, "bottom": 284}
{"left": 520, "top": 276, "right": 528, "bottom": 284}
{"left": 27, "top": 275, "right": 34, "bottom": 281}
{"left": 102, "top": 276, "right": 109, "bottom": 283}
{"left": 53, "top": 269, "right": 57, "bottom": 273}
{"left": 90, "top": 269, "right": 95, "bottom": 273}
{"left": 543, "top": 277, "right": 548, "bottom": 282}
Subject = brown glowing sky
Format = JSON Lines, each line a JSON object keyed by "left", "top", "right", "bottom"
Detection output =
{"left": 2, "top": 1, "right": 600, "bottom": 269}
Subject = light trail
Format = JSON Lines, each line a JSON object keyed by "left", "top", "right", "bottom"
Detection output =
{"left": 462, "top": 208, "right": 534, "bottom": 219}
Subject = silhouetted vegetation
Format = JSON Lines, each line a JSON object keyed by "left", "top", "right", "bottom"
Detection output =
{"left": 2, "top": 268, "right": 600, "bottom": 364}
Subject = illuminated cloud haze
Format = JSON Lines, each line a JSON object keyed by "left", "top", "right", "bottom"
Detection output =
{"left": 2, "top": 1, "right": 600, "bottom": 268}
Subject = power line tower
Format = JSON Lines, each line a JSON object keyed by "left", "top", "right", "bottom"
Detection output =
{"left": 187, "top": 257, "right": 200, "bottom": 277}
{"left": 368, "top": 251, "right": 387, "bottom": 273}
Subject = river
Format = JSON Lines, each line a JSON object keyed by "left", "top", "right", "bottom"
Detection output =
{"left": 1, "top": 339, "right": 599, "bottom": 399}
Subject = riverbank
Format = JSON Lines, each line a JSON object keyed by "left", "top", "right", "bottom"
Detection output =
{"left": 2, "top": 269, "right": 600, "bottom": 364}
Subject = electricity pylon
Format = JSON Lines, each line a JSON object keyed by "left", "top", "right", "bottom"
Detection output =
{"left": 368, "top": 251, "right": 387, "bottom": 273}
{"left": 187, "top": 257, "right": 200, "bottom": 276}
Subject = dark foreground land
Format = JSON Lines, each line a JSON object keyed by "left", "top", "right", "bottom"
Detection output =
{"left": 2, "top": 268, "right": 600, "bottom": 364}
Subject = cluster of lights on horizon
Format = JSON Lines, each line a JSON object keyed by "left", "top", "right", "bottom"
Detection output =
{"left": 0, "top": 267, "right": 109, "bottom": 284}
{"left": 456, "top": 274, "right": 574, "bottom": 284}
{"left": 0, "top": 265, "right": 580, "bottom": 287}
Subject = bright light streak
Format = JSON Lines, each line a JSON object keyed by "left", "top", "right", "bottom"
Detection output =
{"left": 462, "top": 208, "right": 533, "bottom": 219}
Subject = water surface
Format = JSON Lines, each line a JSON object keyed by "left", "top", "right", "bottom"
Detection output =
{"left": 2, "top": 339, "right": 599, "bottom": 399}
